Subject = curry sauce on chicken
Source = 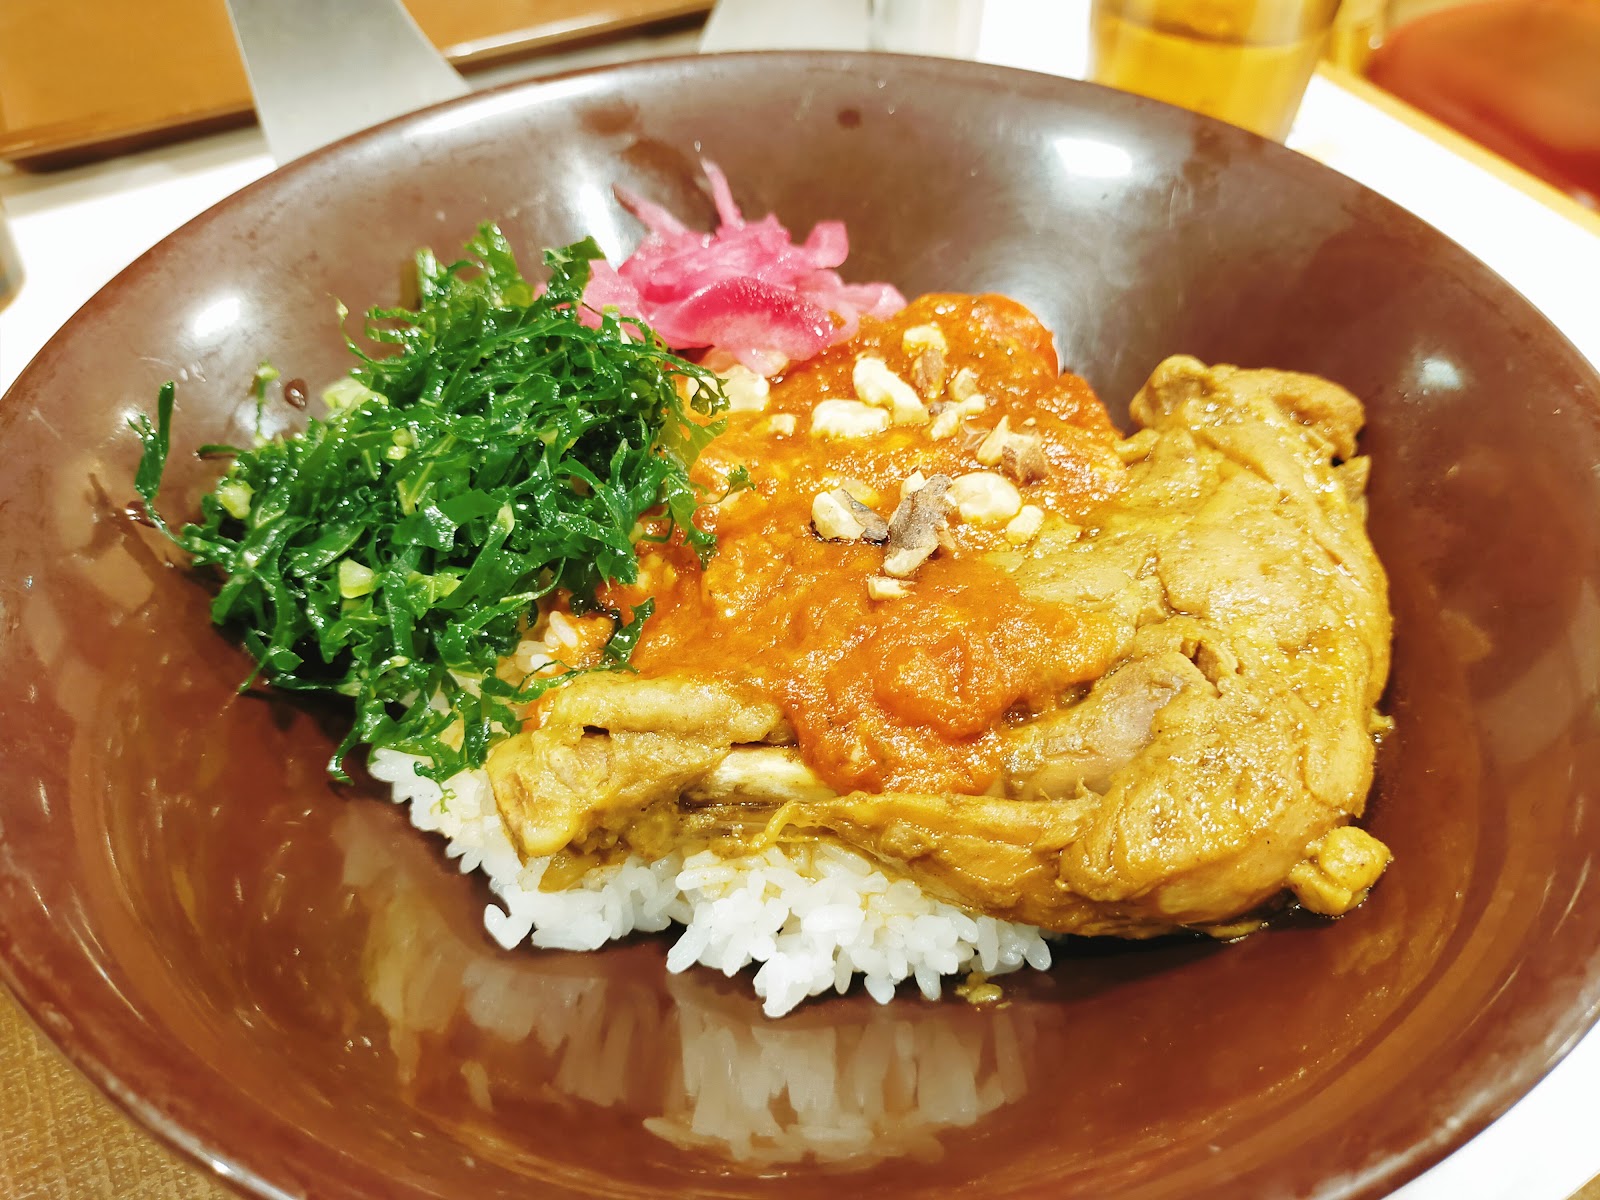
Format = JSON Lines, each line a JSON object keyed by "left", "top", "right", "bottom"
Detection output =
{"left": 487, "top": 294, "right": 1394, "bottom": 939}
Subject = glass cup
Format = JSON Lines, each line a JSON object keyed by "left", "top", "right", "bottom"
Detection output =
{"left": 1089, "top": 0, "right": 1343, "bottom": 141}
{"left": 1326, "top": 0, "right": 1387, "bottom": 71}
{"left": 866, "top": 0, "right": 986, "bottom": 57}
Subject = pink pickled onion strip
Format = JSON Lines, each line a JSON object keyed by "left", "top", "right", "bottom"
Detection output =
{"left": 578, "top": 261, "right": 643, "bottom": 326}
{"left": 610, "top": 186, "right": 692, "bottom": 240}
{"left": 800, "top": 221, "right": 850, "bottom": 269}
{"left": 646, "top": 277, "right": 836, "bottom": 369}
{"left": 700, "top": 159, "right": 746, "bottom": 231}
{"left": 584, "top": 161, "right": 906, "bottom": 375}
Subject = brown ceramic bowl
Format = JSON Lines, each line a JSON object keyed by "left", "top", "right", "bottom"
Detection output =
{"left": 1, "top": 52, "right": 1598, "bottom": 1200}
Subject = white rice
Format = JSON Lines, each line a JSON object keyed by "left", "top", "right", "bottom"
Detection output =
{"left": 368, "top": 748, "right": 1053, "bottom": 1017}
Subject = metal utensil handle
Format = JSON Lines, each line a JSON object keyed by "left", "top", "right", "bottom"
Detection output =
{"left": 224, "top": 0, "right": 469, "bottom": 165}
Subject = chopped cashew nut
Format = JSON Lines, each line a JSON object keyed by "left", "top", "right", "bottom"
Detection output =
{"left": 949, "top": 471, "right": 1022, "bottom": 525}
{"left": 884, "top": 548, "right": 933, "bottom": 578}
{"left": 948, "top": 366, "right": 985, "bottom": 403}
{"left": 812, "top": 488, "right": 888, "bottom": 543}
{"left": 903, "top": 324, "right": 950, "bottom": 400}
{"left": 882, "top": 473, "right": 952, "bottom": 577}
{"left": 928, "top": 404, "right": 962, "bottom": 441}
{"left": 976, "top": 416, "right": 1012, "bottom": 466}
{"left": 812, "top": 398, "right": 891, "bottom": 439}
{"left": 911, "top": 347, "right": 948, "bottom": 400}
{"left": 1005, "top": 504, "right": 1045, "bottom": 545}
{"left": 866, "top": 576, "right": 909, "bottom": 600}
{"left": 902, "top": 324, "right": 948, "bottom": 356}
{"left": 837, "top": 478, "right": 880, "bottom": 506}
{"left": 765, "top": 413, "right": 798, "bottom": 436}
{"left": 720, "top": 364, "right": 771, "bottom": 413}
{"left": 945, "top": 368, "right": 990, "bottom": 417}
{"left": 852, "top": 356, "right": 929, "bottom": 426}
{"left": 1002, "top": 436, "right": 1050, "bottom": 484}
{"left": 837, "top": 489, "right": 889, "bottom": 542}
{"left": 811, "top": 491, "right": 867, "bottom": 541}
{"left": 976, "top": 416, "right": 1050, "bottom": 482}
{"left": 1287, "top": 826, "right": 1393, "bottom": 916}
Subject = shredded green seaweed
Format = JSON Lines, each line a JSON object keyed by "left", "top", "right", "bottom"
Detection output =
{"left": 132, "top": 227, "right": 727, "bottom": 781}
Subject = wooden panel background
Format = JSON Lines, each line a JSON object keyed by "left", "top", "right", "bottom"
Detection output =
{"left": 0, "top": 0, "right": 711, "bottom": 164}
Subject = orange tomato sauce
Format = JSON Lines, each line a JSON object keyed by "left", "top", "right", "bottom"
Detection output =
{"left": 597, "top": 294, "right": 1129, "bottom": 795}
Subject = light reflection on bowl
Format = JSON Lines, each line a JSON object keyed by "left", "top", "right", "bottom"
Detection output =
{"left": 337, "top": 807, "right": 1039, "bottom": 1168}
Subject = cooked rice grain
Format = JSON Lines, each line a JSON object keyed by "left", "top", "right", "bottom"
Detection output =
{"left": 369, "top": 748, "right": 1052, "bottom": 1017}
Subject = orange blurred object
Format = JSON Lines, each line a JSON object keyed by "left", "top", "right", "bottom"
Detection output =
{"left": 0, "top": 0, "right": 710, "bottom": 166}
{"left": 1090, "top": 0, "right": 1342, "bottom": 141}
{"left": 1366, "top": 0, "right": 1600, "bottom": 208}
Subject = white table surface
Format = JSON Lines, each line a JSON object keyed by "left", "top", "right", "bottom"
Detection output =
{"left": 1, "top": 6, "right": 1597, "bottom": 1199}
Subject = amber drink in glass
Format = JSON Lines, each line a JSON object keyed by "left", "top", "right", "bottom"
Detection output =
{"left": 1090, "top": 0, "right": 1343, "bottom": 141}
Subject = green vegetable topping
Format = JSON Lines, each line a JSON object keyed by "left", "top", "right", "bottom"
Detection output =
{"left": 132, "top": 227, "right": 729, "bottom": 781}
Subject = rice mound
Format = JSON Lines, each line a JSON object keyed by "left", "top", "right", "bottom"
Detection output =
{"left": 369, "top": 749, "right": 1052, "bottom": 1017}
